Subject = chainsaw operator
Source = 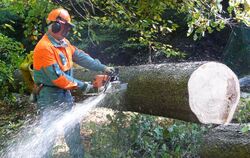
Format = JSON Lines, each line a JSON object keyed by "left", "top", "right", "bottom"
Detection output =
{"left": 33, "top": 8, "right": 114, "bottom": 157}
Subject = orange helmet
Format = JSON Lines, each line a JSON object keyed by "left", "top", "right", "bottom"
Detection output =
{"left": 47, "top": 8, "right": 74, "bottom": 27}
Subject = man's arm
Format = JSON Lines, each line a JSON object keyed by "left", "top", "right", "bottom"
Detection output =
{"left": 72, "top": 49, "right": 106, "bottom": 72}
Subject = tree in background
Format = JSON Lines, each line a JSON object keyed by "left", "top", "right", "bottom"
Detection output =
{"left": 53, "top": 0, "right": 250, "bottom": 63}
{"left": 56, "top": 0, "right": 183, "bottom": 63}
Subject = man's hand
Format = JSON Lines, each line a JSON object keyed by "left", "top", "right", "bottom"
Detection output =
{"left": 104, "top": 66, "right": 115, "bottom": 74}
{"left": 82, "top": 82, "right": 94, "bottom": 94}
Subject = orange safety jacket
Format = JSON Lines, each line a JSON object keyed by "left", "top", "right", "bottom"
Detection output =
{"left": 33, "top": 33, "right": 105, "bottom": 90}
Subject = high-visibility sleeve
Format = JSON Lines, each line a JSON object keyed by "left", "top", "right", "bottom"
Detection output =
{"left": 34, "top": 48, "right": 84, "bottom": 90}
{"left": 44, "top": 63, "right": 84, "bottom": 90}
{"left": 72, "top": 49, "right": 106, "bottom": 72}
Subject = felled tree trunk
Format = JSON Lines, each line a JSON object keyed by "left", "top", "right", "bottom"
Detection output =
{"left": 74, "top": 61, "right": 240, "bottom": 124}
{"left": 200, "top": 124, "right": 250, "bottom": 158}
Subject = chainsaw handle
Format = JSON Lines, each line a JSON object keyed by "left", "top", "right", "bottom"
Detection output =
{"left": 103, "top": 75, "right": 112, "bottom": 92}
{"left": 105, "top": 67, "right": 119, "bottom": 76}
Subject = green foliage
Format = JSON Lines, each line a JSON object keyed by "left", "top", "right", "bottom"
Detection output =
{"left": 66, "top": 0, "right": 185, "bottom": 61}
{"left": 0, "top": 10, "right": 22, "bottom": 39}
{"left": 23, "top": 0, "right": 55, "bottom": 44}
{"left": 241, "top": 124, "right": 250, "bottom": 133}
{"left": 178, "top": 0, "right": 250, "bottom": 40}
{"left": 0, "top": 33, "right": 24, "bottom": 103}
{"left": 228, "top": 0, "right": 250, "bottom": 26}
{"left": 0, "top": 0, "right": 56, "bottom": 46}
{"left": 63, "top": 0, "right": 250, "bottom": 60}
{"left": 234, "top": 97, "right": 250, "bottom": 133}
{"left": 84, "top": 112, "right": 206, "bottom": 158}
{"left": 2, "top": 0, "right": 250, "bottom": 59}
{"left": 179, "top": 0, "right": 226, "bottom": 40}
{"left": 235, "top": 98, "right": 250, "bottom": 123}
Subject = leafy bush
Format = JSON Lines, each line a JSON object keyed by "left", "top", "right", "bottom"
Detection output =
{"left": 0, "top": 33, "right": 24, "bottom": 103}
{"left": 236, "top": 98, "right": 250, "bottom": 123}
{"left": 1, "top": 0, "right": 56, "bottom": 48}
{"left": 233, "top": 97, "right": 250, "bottom": 133}
{"left": 84, "top": 112, "right": 206, "bottom": 158}
{"left": 0, "top": 10, "right": 23, "bottom": 40}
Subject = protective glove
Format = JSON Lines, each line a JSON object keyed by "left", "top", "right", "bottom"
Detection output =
{"left": 81, "top": 82, "right": 94, "bottom": 94}
{"left": 104, "top": 66, "right": 115, "bottom": 74}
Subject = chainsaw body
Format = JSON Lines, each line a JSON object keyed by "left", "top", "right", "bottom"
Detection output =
{"left": 85, "top": 68, "right": 120, "bottom": 96}
{"left": 93, "top": 75, "right": 109, "bottom": 90}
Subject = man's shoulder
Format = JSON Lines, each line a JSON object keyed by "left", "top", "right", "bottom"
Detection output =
{"left": 34, "top": 35, "right": 52, "bottom": 51}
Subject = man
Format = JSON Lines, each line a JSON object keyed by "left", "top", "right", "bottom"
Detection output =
{"left": 33, "top": 8, "right": 114, "bottom": 157}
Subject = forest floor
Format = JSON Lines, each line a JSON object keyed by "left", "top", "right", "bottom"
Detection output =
{"left": 53, "top": 107, "right": 116, "bottom": 157}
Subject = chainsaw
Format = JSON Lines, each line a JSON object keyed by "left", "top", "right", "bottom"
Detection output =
{"left": 84, "top": 68, "right": 121, "bottom": 96}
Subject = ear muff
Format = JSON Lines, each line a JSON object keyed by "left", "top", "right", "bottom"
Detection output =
{"left": 51, "top": 21, "right": 61, "bottom": 33}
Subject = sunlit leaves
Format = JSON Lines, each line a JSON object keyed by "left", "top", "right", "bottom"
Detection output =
{"left": 75, "top": 0, "right": 250, "bottom": 57}
{"left": 241, "top": 124, "right": 250, "bottom": 133}
{"left": 23, "top": 0, "right": 56, "bottom": 44}
{"left": 180, "top": 0, "right": 250, "bottom": 40}
{"left": 228, "top": 0, "right": 250, "bottom": 26}
{"left": 2, "top": 24, "right": 15, "bottom": 32}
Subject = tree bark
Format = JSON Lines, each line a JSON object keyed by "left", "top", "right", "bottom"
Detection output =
{"left": 200, "top": 123, "right": 250, "bottom": 158}
{"left": 74, "top": 61, "right": 240, "bottom": 124}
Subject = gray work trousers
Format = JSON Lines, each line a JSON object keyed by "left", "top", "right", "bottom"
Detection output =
{"left": 37, "top": 86, "right": 84, "bottom": 158}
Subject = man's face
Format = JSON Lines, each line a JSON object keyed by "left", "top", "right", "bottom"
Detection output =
{"left": 60, "top": 22, "right": 72, "bottom": 38}
{"left": 56, "top": 19, "right": 73, "bottom": 39}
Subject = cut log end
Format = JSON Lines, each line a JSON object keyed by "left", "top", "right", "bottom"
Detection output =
{"left": 188, "top": 62, "right": 240, "bottom": 124}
